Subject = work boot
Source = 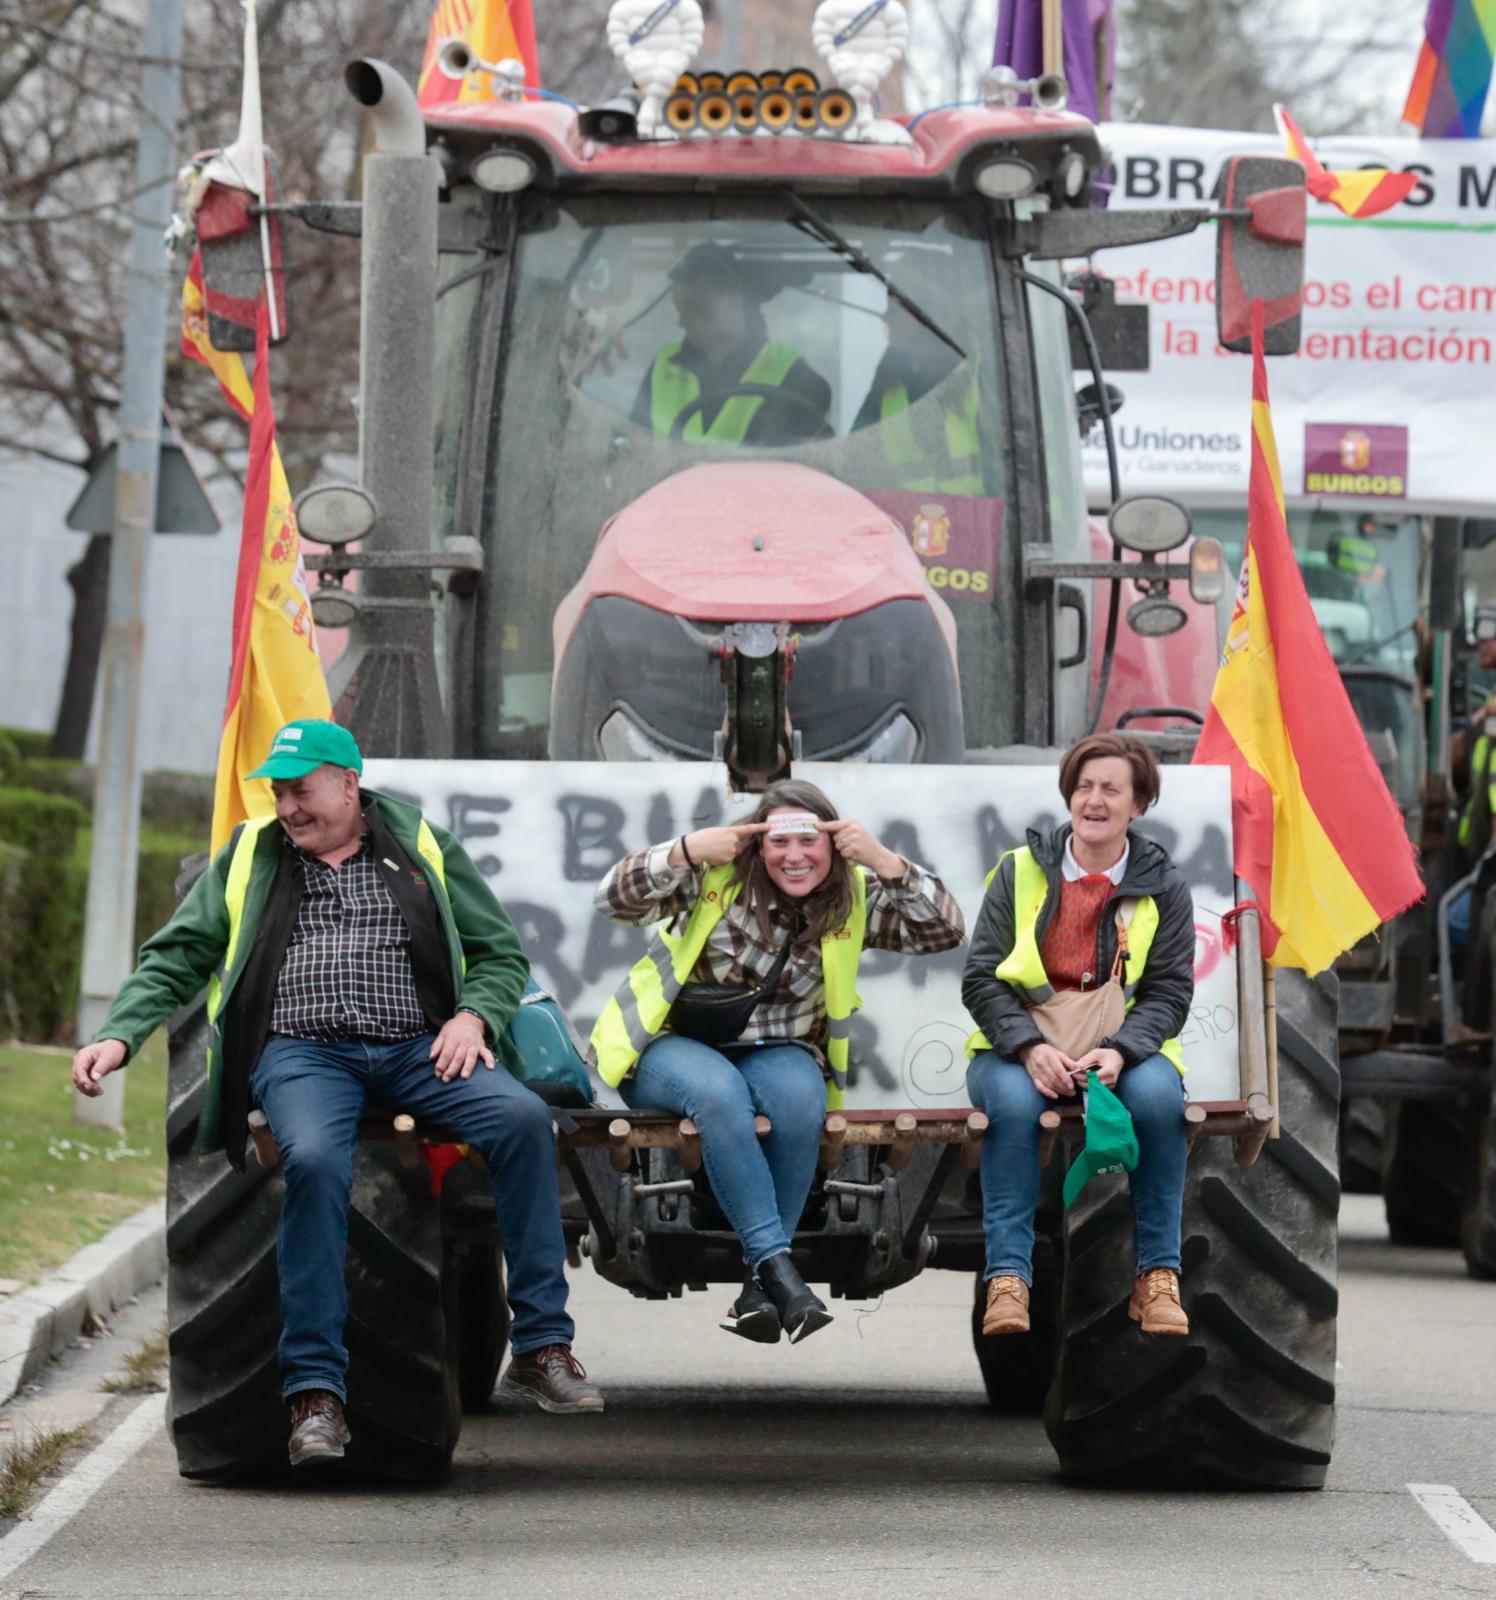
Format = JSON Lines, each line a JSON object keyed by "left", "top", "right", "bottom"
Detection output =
{"left": 721, "top": 1275, "right": 782, "bottom": 1343}
{"left": 981, "top": 1275, "right": 1031, "bottom": 1336}
{"left": 756, "top": 1253, "right": 833, "bottom": 1344}
{"left": 1129, "top": 1268, "right": 1190, "bottom": 1335}
{"left": 287, "top": 1390, "right": 350, "bottom": 1467}
{"left": 500, "top": 1345, "right": 605, "bottom": 1413}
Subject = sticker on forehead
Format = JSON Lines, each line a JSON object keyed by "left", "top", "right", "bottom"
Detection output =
{"left": 765, "top": 811, "right": 821, "bottom": 837}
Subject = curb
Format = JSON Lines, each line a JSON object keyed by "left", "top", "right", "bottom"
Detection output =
{"left": 0, "top": 1201, "right": 166, "bottom": 1409}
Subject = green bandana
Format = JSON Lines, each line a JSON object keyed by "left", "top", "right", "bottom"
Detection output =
{"left": 1062, "top": 1071, "right": 1140, "bottom": 1207}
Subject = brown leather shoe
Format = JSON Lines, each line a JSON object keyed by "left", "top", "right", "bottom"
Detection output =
{"left": 1129, "top": 1268, "right": 1190, "bottom": 1335}
{"left": 981, "top": 1274, "right": 1031, "bottom": 1336}
{"left": 287, "top": 1390, "right": 350, "bottom": 1467}
{"left": 500, "top": 1345, "right": 605, "bottom": 1414}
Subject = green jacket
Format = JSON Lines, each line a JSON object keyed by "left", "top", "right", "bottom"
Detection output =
{"left": 95, "top": 790, "right": 529, "bottom": 1166}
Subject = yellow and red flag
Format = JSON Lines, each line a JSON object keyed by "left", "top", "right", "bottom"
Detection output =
{"left": 183, "top": 253, "right": 331, "bottom": 855}
{"left": 417, "top": 0, "right": 540, "bottom": 108}
{"left": 1192, "top": 301, "right": 1422, "bottom": 973}
{"left": 1275, "top": 105, "right": 1419, "bottom": 221}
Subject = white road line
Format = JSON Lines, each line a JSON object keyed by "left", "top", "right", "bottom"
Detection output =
{"left": 0, "top": 1395, "right": 164, "bottom": 1589}
{"left": 1408, "top": 1483, "right": 1496, "bottom": 1564}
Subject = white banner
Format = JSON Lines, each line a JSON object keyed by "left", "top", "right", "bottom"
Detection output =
{"left": 364, "top": 759, "right": 1245, "bottom": 1105}
{"left": 1082, "top": 123, "right": 1496, "bottom": 514}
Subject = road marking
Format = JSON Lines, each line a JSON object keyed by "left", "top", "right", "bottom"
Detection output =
{"left": 0, "top": 1395, "right": 164, "bottom": 1588}
{"left": 1408, "top": 1483, "right": 1496, "bottom": 1564}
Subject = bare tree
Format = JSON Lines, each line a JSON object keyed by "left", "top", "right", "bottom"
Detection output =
{"left": 0, "top": 0, "right": 615, "bottom": 756}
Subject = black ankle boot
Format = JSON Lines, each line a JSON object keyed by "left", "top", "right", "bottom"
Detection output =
{"left": 720, "top": 1275, "right": 781, "bottom": 1344}
{"left": 756, "top": 1253, "right": 833, "bottom": 1344}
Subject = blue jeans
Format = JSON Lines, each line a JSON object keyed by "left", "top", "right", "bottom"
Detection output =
{"left": 965, "top": 1050, "right": 1188, "bottom": 1282}
{"left": 622, "top": 1036, "right": 826, "bottom": 1273}
{"left": 1450, "top": 886, "right": 1472, "bottom": 959}
{"left": 251, "top": 1033, "right": 575, "bottom": 1403}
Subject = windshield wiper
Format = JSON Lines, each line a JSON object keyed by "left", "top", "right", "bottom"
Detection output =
{"left": 783, "top": 191, "right": 967, "bottom": 362}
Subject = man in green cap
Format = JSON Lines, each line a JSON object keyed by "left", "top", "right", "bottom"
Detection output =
{"left": 71, "top": 718, "right": 604, "bottom": 1467}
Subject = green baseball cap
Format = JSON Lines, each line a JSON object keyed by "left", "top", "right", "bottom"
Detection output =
{"left": 247, "top": 719, "right": 363, "bottom": 781}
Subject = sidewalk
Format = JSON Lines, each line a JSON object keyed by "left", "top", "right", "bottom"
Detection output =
{"left": 0, "top": 1203, "right": 166, "bottom": 1409}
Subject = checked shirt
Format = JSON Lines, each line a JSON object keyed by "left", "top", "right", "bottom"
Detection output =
{"left": 597, "top": 844, "right": 965, "bottom": 1065}
{"left": 269, "top": 830, "right": 429, "bottom": 1042}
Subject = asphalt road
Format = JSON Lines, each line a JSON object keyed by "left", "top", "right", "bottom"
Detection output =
{"left": 3, "top": 1194, "right": 1495, "bottom": 1600}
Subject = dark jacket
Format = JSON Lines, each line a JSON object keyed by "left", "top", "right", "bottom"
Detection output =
{"left": 94, "top": 790, "right": 529, "bottom": 1168}
{"left": 961, "top": 824, "right": 1195, "bottom": 1066}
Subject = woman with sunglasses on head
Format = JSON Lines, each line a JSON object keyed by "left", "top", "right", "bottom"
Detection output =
{"left": 592, "top": 778, "right": 964, "bottom": 1344}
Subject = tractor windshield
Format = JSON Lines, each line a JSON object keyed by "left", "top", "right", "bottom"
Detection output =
{"left": 461, "top": 191, "right": 1014, "bottom": 757}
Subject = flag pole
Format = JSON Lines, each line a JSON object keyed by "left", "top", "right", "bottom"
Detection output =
{"left": 1264, "top": 965, "right": 1280, "bottom": 1138}
{"left": 1041, "top": 0, "right": 1062, "bottom": 76}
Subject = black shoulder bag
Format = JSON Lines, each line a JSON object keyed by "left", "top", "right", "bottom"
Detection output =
{"left": 667, "top": 928, "right": 796, "bottom": 1048}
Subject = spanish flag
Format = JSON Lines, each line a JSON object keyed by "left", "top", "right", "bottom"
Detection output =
{"left": 417, "top": 0, "right": 540, "bottom": 108}
{"left": 1192, "top": 301, "right": 1422, "bottom": 973}
{"left": 182, "top": 254, "right": 331, "bottom": 854}
{"left": 1275, "top": 105, "right": 1419, "bottom": 221}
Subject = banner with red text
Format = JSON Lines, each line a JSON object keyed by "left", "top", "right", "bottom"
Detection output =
{"left": 1082, "top": 123, "right": 1496, "bottom": 514}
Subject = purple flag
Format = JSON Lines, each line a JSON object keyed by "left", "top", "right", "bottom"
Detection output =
{"left": 993, "top": 0, "right": 1114, "bottom": 122}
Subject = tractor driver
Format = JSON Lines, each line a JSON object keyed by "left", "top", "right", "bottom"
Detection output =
{"left": 632, "top": 240, "right": 832, "bottom": 448}
{"left": 1450, "top": 605, "right": 1496, "bottom": 954}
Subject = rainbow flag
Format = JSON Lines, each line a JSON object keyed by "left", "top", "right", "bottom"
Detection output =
{"left": 1403, "top": 0, "right": 1496, "bottom": 137}
{"left": 1275, "top": 105, "right": 1419, "bottom": 219}
{"left": 182, "top": 255, "right": 331, "bottom": 854}
{"left": 1192, "top": 302, "right": 1422, "bottom": 974}
{"left": 417, "top": 0, "right": 540, "bottom": 108}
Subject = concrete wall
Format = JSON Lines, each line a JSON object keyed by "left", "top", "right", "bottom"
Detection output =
{"left": 0, "top": 453, "right": 240, "bottom": 775}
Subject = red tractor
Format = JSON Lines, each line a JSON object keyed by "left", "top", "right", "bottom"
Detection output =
{"left": 170, "top": 36, "right": 1333, "bottom": 1489}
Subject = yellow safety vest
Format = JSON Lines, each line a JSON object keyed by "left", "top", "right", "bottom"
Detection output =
{"left": 878, "top": 375, "right": 983, "bottom": 496}
{"left": 965, "top": 845, "right": 1185, "bottom": 1074}
{"left": 1459, "top": 732, "right": 1496, "bottom": 852}
{"left": 591, "top": 863, "right": 867, "bottom": 1108}
{"left": 649, "top": 340, "right": 806, "bottom": 444}
{"left": 205, "top": 814, "right": 449, "bottom": 1062}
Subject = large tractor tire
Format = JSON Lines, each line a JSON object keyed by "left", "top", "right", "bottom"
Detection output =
{"left": 1461, "top": 1088, "right": 1496, "bottom": 1280}
{"left": 1045, "top": 970, "right": 1340, "bottom": 1489}
{"left": 1382, "top": 1100, "right": 1465, "bottom": 1246}
{"left": 442, "top": 1214, "right": 509, "bottom": 1410}
{"left": 1337, "top": 1097, "right": 1384, "bottom": 1196}
{"left": 165, "top": 861, "right": 462, "bottom": 1480}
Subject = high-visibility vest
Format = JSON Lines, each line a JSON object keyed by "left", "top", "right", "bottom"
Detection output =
{"left": 649, "top": 340, "right": 807, "bottom": 444}
{"left": 1332, "top": 533, "right": 1379, "bottom": 576}
{"left": 205, "top": 814, "right": 449, "bottom": 1068}
{"left": 1459, "top": 731, "right": 1496, "bottom": 852}
{"left": 591, "top": 863, "right": 867, "bottom": 1108}
{"left": 965, "top": 845, "right": 1185, "bottom": 1074}
{"left": 878, "top": 375, "right": 983, "bottom": 495}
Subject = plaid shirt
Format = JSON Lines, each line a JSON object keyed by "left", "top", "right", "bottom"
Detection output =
{"left": 269, "top": 830, "right": 429, "bottom": 1042}
{"left": 596, "top": 843, "right": 965, "bottom": 1064}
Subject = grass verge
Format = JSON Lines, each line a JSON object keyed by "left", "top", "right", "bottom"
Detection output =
{"left": 0, "top": 1422, "right": 90, "bottom": 1518}
{"left": 101, "top": 1326, "right": 168, "bottom": 1395}
{"left": 0, "top": 1031, "right": 166, "bottom": 1286}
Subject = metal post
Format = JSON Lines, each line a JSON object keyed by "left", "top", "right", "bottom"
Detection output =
{"left": 74, "top": 0, "right": 183, "bottom": 1129}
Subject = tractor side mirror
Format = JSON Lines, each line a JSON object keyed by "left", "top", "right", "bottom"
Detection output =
{"left": 1214, "top": 155, "right": 1305, "bottom": 355}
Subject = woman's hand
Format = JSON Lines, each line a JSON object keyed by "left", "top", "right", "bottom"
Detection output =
{"left": 1019, "top": 1040, "right": 1077, "bottom": 1099}
{"left": 676, "top": 823, "right": 771, "bottom": 868}
{"left": 819, "top": 818, "right": 905, "bottom": 879}
{"left": 1071, "top": 1047, "right": 1125, "bottom": 1087}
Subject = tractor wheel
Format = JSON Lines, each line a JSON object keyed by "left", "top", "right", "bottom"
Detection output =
{"left": 1461, "top": 1088, "right": 1496, "bottom": 1280}
{"left": 1337, "top": 1097, "right": 1384, "bottom": 1196}
{"left": 446, "top": 1229, "right": 510, "bottom": 1411}
{"left": 166, "top": 860, "right": 461, "bottom": 1481}
{"left": 1382, "top": 1100, "right": 1465, "bottom": 1246}
{"left": 1046, "top": 969, "right": 1340, "bottom": 1489}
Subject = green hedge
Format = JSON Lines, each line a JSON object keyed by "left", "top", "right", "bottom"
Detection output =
{"left": 0, "top": 726, "right": 53, "bottom": 761}
{"left": 0, "top": 786, "right": 202, "bottom": 1044}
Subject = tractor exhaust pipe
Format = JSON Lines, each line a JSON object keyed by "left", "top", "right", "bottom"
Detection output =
{"left": 331, "top": 59, "right": 447, "bottom": 757}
